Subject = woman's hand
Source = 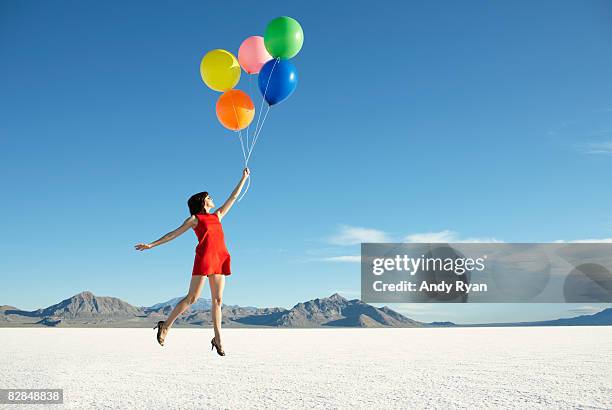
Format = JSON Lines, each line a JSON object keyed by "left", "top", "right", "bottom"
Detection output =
{"left": 242, "top": 167, "right": 250, "bottom": 179}
{"left": 134, "top": 243, "right": 153, "bottom": 251}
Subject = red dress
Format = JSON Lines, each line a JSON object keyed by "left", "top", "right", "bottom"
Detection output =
{"left": 191, "top": 212, "right": 232, "bottom": 276}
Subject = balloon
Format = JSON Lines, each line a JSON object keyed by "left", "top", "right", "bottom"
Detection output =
{"left": 200, "top": 49, "right": 241, "bottom": 92}
{"left": 258, "top": 58, "right": 298, "bottom": 106}
{"left": 264, "top": 16, "right": 304, "bottom": 60}
{"left": 238, "top": 36, "right": 272, "bottom": 74}
{"left": 215, "top": 89, "right": 255, "bottom": 131}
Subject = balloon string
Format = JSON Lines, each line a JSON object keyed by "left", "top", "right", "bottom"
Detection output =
{"left": 246, "top": 104, "right": 270, "bottom": 165}
{"left": 230, "top": 92, "right": 247, "bottom": 162}
{"left": 239, "top": 57, "right": 278, "bottom": 202}
{"left": 234, "top": 101, "right": 251, "bottom": 202}
{"left": 237, "top": 131, "right": 247, "bottom": 162}
{"left": 237, "top": 130, "right": 251, "bottom": 202}
{"left": 245, "top": 74, "right": 253, "bottom": 150}
{"left": 236, "top": 171, "right": 251, "bottom": 202}
{"left": 241, "top": 105, "right": 269, "bottom": 202}
{"left": 236, "top": 129, "right": 251, "bottom": 203}
{"left": 252, "top": 57, "right": 279, "bottom": 146}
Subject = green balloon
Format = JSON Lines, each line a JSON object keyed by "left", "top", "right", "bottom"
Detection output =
{"left": 264, "top": 16, "right": 304, "bottom": 60}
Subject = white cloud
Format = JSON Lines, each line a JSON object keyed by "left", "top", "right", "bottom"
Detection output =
{"left": 326, "top": 224, "right": 391, "bottom": 245}
{"left": 403, "top": 230, "right": 504, "bottom": 243}
{"left": 553, "top": 238, "right": 612, "bottom": 243}
{"left": 315, "top": 227, "right": 505, "bottom": 263}
{"left": 585, "top": 141, "right": 612, "bottom": 154}
{"left": 326, "top": 226, "right": 504, "bottom": 246}
{"left": 403, "top": 230, "right": 456, "bottom": 243}
{"left": 316, "top": 255, "right": 361, "bottom": 263}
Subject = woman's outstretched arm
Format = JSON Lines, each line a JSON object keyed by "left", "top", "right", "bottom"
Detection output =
{"left": 215, "top": 168, "right": 250, "bottom": 221}
{"left": 134, "top": 215, "right": 197, "bottom": 251}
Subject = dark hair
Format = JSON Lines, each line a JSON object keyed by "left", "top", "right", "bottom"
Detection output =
{"left": 188, "top": 191, "right": 208, "bottom": 216}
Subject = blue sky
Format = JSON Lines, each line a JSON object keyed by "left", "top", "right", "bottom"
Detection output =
{"left": 1, "top": 1, "right": 612, "bottom": 324}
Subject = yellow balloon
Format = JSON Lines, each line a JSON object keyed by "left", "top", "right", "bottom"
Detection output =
{"left": 200, "top": 49, "right": 241, "bottom": 92}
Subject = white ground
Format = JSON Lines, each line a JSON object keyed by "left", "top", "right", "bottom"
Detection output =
{"left": 1, "top": 327, "right": 610, "bottom": 409}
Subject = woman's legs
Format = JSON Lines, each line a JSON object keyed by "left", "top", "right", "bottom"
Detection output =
{"left": 208, "top": 273, "right": 226, "bottom": 346}
{"left": 164, "top": 275, "right": 207, "bottom": 329}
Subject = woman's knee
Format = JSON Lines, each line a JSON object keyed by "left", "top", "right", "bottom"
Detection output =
{"left": 212, "top": 297, "right": 222, "bottom": 306}
{"left": 185, "top": 294, "right": 199, "bottom": 305}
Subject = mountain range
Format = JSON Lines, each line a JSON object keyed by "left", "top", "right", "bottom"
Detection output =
{"left": 1, "top": 291, "right": 610, "bottom": 328}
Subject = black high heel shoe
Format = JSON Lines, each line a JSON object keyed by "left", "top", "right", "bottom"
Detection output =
{"left": 211, "top": 337, "right": 225, "bottom": 356}
{"left": 153, "top": 321, "right": 167, "bottom": 346}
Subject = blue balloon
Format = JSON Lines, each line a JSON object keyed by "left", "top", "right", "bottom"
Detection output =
{"left": 258, "top": 58, "right": 298, "bottom": 106}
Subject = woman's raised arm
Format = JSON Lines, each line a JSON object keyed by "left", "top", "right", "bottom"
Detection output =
{"left": 214, "top": 168, "right": 250, "bottom": 221}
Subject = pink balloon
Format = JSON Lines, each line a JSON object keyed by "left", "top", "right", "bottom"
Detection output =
{"left": 238, "top": 36, "right": 272, "bottom": 75}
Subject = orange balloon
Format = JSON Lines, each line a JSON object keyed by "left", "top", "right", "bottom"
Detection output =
{"left": 215, "top": 89, "right": 255, "bottom": 131}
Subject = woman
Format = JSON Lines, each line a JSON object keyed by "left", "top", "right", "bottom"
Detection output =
{"left": 134, "top": 167, "right": 250, "bottom": 356}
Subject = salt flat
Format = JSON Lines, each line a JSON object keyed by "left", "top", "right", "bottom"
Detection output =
{"left": 1, "top": 327, "right": 610, "bottom": 409}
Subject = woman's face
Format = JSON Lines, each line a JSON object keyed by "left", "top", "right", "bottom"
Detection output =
{"left": 204, "top": 194, "right": 214, "bottom": 209}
